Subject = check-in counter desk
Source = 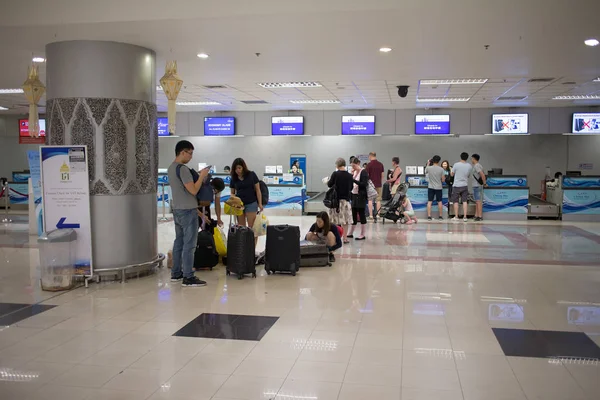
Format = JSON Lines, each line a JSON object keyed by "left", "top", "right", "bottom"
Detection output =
{"left": 260, "top": 173, "right": 306, "bottom": 216}
{"left": 405, "top": 175, "right": 450, "bottom": 218}
{"left": 483, "top": 176, "right": 529, "bottom": 221}
{"left": 561, "top": 176, "right": 600, "bottom": 222}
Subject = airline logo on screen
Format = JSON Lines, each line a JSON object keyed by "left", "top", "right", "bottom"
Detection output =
{"left": 342, "top": 116, "right": 375, "bottom": 135}
{"left": 157, "top": 118, "right": 169, "bottom": 136}
{"left": 573, "top": 113, "right": 600, "bottom": 134}
{"left": 60, "top": 162, "right": 70, "bottom": 182}
{"left": 272, "top": 116, "right": 304, "bottom": 135}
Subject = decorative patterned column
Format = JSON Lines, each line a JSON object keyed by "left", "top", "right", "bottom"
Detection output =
{"left": 45, "top": 41, "right": 158, "bottom": 269}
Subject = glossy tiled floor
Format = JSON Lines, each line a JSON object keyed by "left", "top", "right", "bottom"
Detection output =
{"left": 1, "top": 216, "right": 600, "bottom": 400}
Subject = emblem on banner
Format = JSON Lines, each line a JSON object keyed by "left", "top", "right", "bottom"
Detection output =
{"left": 60, "top": 162, "right": 70, "bottom": 181}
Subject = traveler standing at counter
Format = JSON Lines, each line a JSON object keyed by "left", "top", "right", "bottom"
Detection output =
{"left": 366, "top": 152, "right": 385, "bottom": 223}
{"left": 425, "top": 155, "right": 445, "bottom": 221}
{"left": 230, "top": 158, "right": 263, "bottom": 234}
{"left": 347, "top": 158, "right": 369, "bottom": 241}
{"left": 387, "top": 157, "right": 403, "bottom": 194}
{"left": 471, "top": 154, "right": 487, "bottom": 222}
{"left": 441, "top": 160, "right": 453, "bottom": 213}
{"left": 451, "top": 152, "right": 472, "bottom": 223}
{"left": 327, "top": 157, "right": 353, "bottom": 244}
{"left": 168, "top": 140, "right": 208, "bottom": 287}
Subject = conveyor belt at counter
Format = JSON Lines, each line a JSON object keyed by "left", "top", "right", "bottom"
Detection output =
{"left": 528, "top": 194, "right": 560, "bottom": 219}
{"left": 305, "top": 192, "right": 327, "bottom": 214}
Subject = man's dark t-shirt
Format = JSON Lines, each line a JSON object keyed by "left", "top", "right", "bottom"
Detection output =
{"left": 366, "top": 160, "right": 385, "bottom": 188}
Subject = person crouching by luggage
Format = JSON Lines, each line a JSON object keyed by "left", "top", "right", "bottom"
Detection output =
{"left": 230, "top": 158, "right": 263, "bottom": 244}
{"left": 347, "top": 158, "right": 369, "bottom": 241}
{"left": 167, "top": 140, "right": 208, "bottom": 287}
{"left": 305, "top": 212, "right": 342, "bottom": 263}
{"left": 400, "top": 195, "right": 418, "bottom": 225}
{"left": 197, "top": 177, "right": 225, "bottom": 231}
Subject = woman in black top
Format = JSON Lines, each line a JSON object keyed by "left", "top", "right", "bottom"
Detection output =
{"left": 327, "top": 157, "right": 353, "bottom": 243}
{"left": 230, "top": 158, "right": 263, "bottom": 232}
{"left": 441, "top": 160, "right": 453, "bottom": 213}
{"left": 347, "top": 157, "right": 369, "bottom": 241}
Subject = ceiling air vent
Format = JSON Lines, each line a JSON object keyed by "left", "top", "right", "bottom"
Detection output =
{"left": 497, "top": 96, "right": 527, "bottom": 101}
{"left": 527, "top": 78, "right": 555, "bottom": 83}
{"left": 203, "top": 85, "right": 227, "bottom": 89}
{"left": 241, "top": 100, "right": 269, "bottom": 105}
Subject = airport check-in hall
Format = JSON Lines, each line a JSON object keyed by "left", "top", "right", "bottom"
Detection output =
{"left": 0, "top": 1, "right": 600, "bottom": 400}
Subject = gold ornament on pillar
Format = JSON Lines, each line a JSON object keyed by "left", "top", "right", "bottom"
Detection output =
{"left": 22, "top": 65, "right": 46, "bottom": 138}
{"left": 159, "top": 61, "right": 183, "bottom": 134}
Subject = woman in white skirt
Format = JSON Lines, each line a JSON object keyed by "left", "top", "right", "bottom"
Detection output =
{"left": 326, "top": 158, "right": 354, "bottom": 244}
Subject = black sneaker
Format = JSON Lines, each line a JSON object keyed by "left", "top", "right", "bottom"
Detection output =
{"left": 170, "top": 274, "right": 183, "bottom": 282}
{"left": 328, "top": 253, "right": 336, "bottom": 263}
{"left": 182, "top": 276, "right": 207, "bottom": 287}
{"left": 438, "top": 216, "right": 444, "bottom": 221}
{"left": 427, "top": 216, "right": 433, "bottom": 221}
{"left": 474, "top": 217, "right": 482, "bottom": 222}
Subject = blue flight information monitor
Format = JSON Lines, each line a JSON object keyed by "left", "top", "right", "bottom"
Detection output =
{"left": 342, "top": 115, "right": 375, "bottom": 135}
{"left": 204, "top": 117, "right": 235, "bottom": 136}
{"left": 415, "top": 115, "right": 450, "bottom": 134}
{"left": 272, "top": 116, "right": 304, "bottom": 135}
{"left": 157, "top": 117, "right": 169, "bottom": 136}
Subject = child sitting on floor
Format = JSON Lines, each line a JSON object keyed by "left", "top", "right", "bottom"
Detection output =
{"left": 400, "top": 195, "right": 418, "bottom": 225}
{"left": 305, "top": 211, "right": 343, "bottom": 263}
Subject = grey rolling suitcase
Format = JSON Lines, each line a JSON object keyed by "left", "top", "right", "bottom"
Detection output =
{"left": 300, "top": 241, "right": 332, "bottom": 267}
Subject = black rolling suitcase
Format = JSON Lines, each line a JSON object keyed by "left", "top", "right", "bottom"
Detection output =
{"left": 194, "top": 230, "right": 219, "bottom": 270}
{"left": 265, "top": 225, "right": 301, "bottom": 276}
{"left": 300, "top": 241, "right": 331, "bottom": 267}
{"left": 381, "top": 182, "right": 391, "bottom": 202}
{"left": 226, "top": 225, "right": 256, "bottom": 279}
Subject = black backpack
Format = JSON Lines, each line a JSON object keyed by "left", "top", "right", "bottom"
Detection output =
{"left": 194, "top": 230, "right": 219, "bottom": 270}
{"left": 259, "top": 181, "right": 269, "bottom": 207}
{"left": 323, "top": 186, "right": 339, "bottom": 210}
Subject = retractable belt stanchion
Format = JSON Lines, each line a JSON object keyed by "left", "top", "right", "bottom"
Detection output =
{"left": 159, "top": 183, "right": 169, "bottom": 222}
{"left": 1, "top": 178, "right": 12, "bottom": 224}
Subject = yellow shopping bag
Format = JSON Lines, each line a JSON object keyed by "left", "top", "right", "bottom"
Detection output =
{"left": 213, "top": 226, "right": 227, "bottom": 256}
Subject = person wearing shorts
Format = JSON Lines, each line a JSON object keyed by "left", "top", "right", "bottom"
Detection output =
{"left": 425, "top": 155, "right": 445, "bottom": 221}
{"left": 366, "top": 152, "right": 385, "bottom": 222}
{"left": 471, "top": 154, "right": 487, "bottom": 222}
{"left": 451, "top": 152, "right": 473, "bottom": 222}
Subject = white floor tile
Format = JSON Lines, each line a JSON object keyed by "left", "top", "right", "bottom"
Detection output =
{"left": 349, "top": 347, "right": 402, "bottom": 366}
{"left": 288, "top": 360, "right": 347, "bottom": 383}
{"left": 402, "top": 366, "right": 461, "bottom": 391}
{"left": 344, "top": 362, "right": 402, "bottom": 386}
{"left": 276, "top": 379, "right": 341, "bottom": 400}
{"left": 338, "top": 383, "right": 401, "bottom": 400}
{"left": 402, "top": 387, "right": 464, "bottom": 400}
{"left": 54, "top": 364, "right": 122, "bottom": 388}
{"left": 215, "top": 375, "right": 284, "bottom": 400}
{"left": 161, "top": 370, "right": 229, "bottom": 398}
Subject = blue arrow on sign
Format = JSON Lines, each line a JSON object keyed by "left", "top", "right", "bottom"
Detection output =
{"left": 56, "top": 217, "right": 80, "bottom": 229}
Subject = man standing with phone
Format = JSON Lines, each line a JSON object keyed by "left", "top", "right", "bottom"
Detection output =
{"left": 167, "top": 140, "right": 209, "bottom": 287}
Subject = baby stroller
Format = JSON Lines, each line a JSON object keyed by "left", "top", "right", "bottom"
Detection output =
{"left": 378, "top": 183, "right": 409, "bottom": 224}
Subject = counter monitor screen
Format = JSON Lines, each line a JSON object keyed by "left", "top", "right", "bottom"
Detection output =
{"left": 342, "top": 115, "right": 375, "bottom": 135}
{"left": 572, "top": 113, "right": 600, "bottom": 134}
{"left": 415, "top": 115, "right": 450, "bottom": 134}
{"left": 492, "top": 113, "right": 528, "bottom": 134}
{"left": 157, "top": 117, "right": 169, "bottom": 136}
{"left": 19, "top": 119, "right": 46, "bottom": 137}
{"left": 272, "top": 116, "right": 304, "bottom": 135}
{"left": 204, "top": 116, "right": 235, "bottom": 136}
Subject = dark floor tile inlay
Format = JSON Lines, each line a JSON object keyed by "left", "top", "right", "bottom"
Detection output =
{"left": 173, "top": 313, "right": 279, "bottom": 341}
{"left": 493, "top": 328, "right": 600, "bottom": 359}
{"left": 0, "top": 303, "right": 56, "bottom": 326}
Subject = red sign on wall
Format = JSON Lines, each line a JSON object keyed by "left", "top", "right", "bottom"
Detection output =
{"left": 19, "top": 119, "right": 46, "bottom": 144}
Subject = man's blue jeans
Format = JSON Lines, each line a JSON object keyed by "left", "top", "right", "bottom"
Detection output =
{"left": 172, "top": 209, "right": 199, "bottom": 279}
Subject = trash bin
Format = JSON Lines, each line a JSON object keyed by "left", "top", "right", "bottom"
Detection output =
{"left": 38, "top": 228, "right": 77, "bottom": 291}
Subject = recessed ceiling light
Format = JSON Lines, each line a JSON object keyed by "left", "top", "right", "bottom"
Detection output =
{"left": 552, "top": 95, "right": 600, "bottom": 100}
{"left": 32, "top": 57, "right": 45, "bottom": 63}
{"left": 258, "top": 82, "right": 322, "bottom": 88}
{"left": 197, "top": 53, "right": 210, "bottom": 59}
{"left": 420, "top": 79, "right": 488, "bottom": 85}
{"left": 584, "top": 38, "right": 599, "bottom": 47}
{"left": 0, "top": 88, "right": 24, "bottom": 94}
{"left": 176, "top": 101, "right": 221, "bottom": 106}
{"left": 416, "top": 97, "right": 470, "bottom": 102}
{"left": 379, "top": 47, "right": 392, "bottom": 53}
{"left": 0, "top": 106, "right": 8, "bottom": 111}
{"left": 289, "top": 99, "right": 341, "bottom": 104}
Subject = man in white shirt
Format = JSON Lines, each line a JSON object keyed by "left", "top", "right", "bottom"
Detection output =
{"left": 451, "top": 152, "right": 473, "bottom": 222}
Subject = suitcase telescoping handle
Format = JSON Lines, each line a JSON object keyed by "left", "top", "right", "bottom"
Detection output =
{"left": 273, "top": 225, "right": 290, "bottom": 232}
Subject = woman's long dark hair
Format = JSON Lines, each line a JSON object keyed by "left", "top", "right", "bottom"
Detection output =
{"left": 315, "top": 211, "right": 331, "bottom": 235}
{"left": 231, "top": 158, "right": 249, "bottom": 181}
{"left": 441, "top": 160, "right": 451, "bottom": 171}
